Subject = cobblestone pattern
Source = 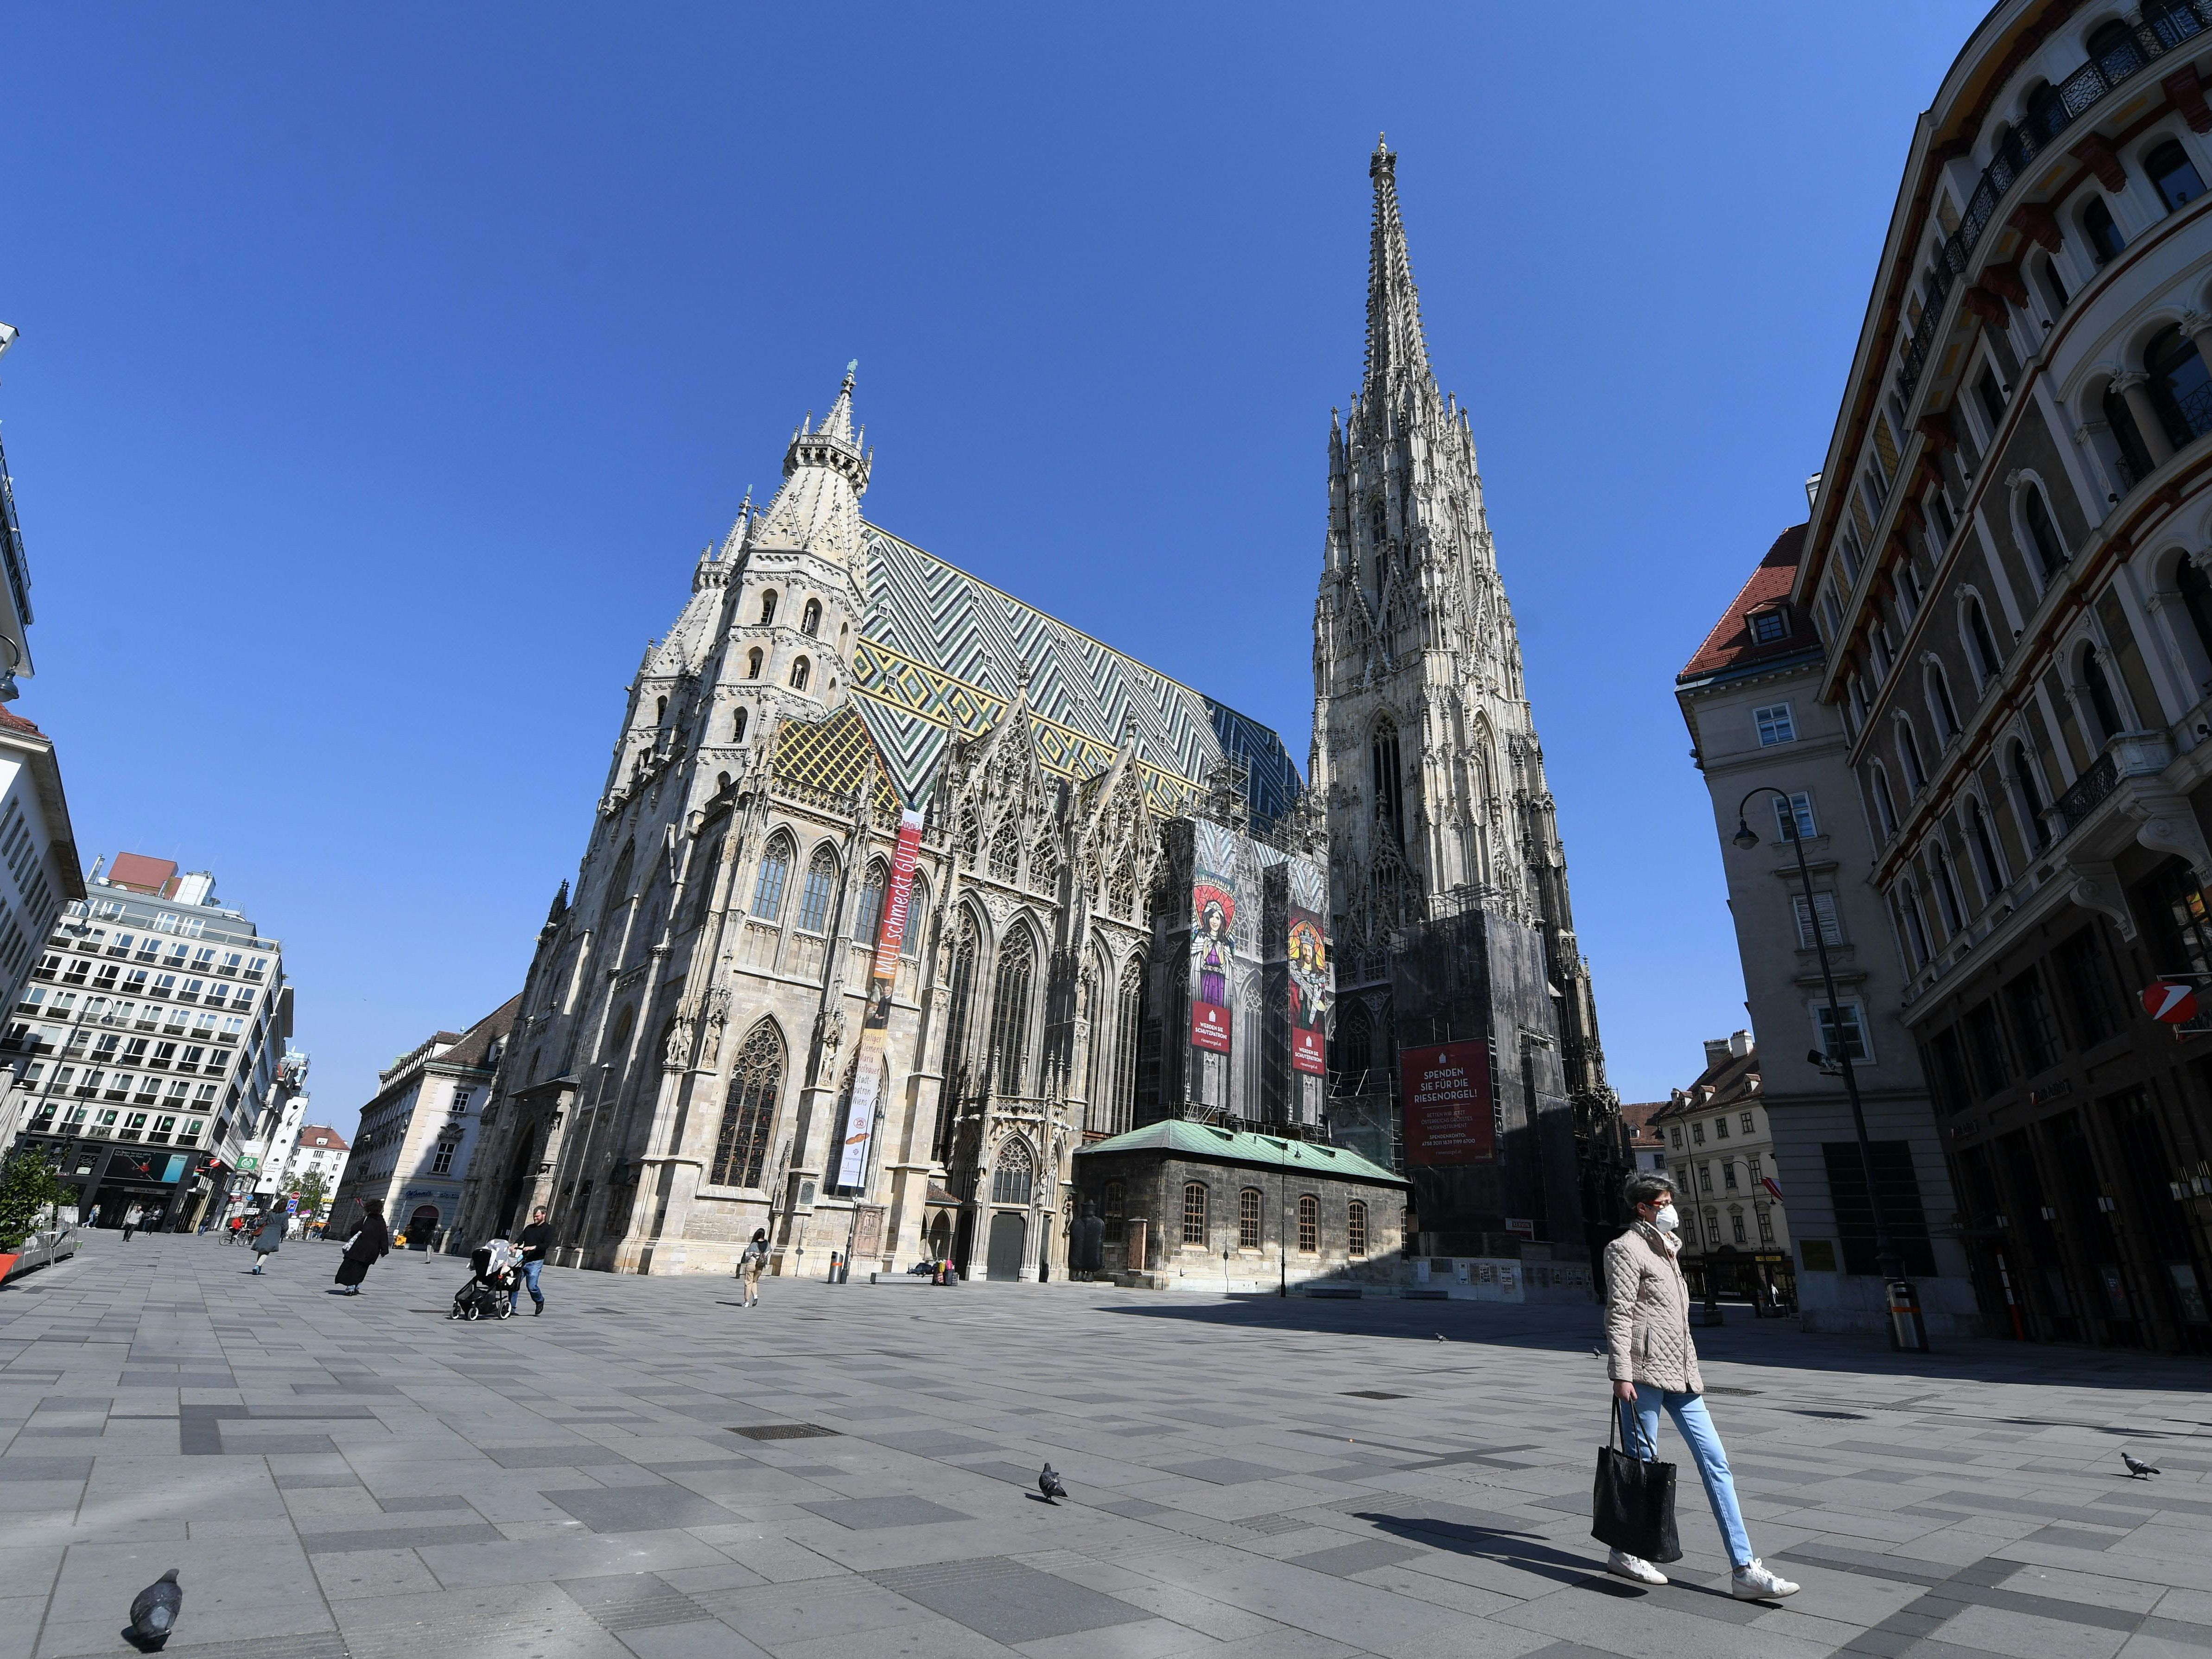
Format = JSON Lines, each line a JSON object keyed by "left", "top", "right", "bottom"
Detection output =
{"left": 0, "top": 1235, "right": 2206, "bottom": 1658}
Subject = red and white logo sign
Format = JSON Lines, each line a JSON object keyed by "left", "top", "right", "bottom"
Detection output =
{"left": 2142, "top": 980, "right": 2200, "bottom": 1024}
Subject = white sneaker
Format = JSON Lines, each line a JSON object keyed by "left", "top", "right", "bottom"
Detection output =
{"left": 1607, "top": 1549, "right": 1668, "bottom": 1585}
{"left": 1731, "top": 1559, "right": 1799, "bottom": 1600}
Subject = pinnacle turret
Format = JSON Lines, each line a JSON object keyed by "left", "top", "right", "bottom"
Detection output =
{"left": 750, "top": 362, "right": 872, "bottom": 565}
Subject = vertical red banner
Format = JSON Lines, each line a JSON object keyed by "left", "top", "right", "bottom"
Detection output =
{"left": 839, "top": 808, "right": 925, "bottom": 1189}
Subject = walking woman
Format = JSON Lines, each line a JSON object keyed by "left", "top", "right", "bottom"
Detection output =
{"left": 249, "top": 1208, "right": 284, "bottom": 1274}
{"left": 333, "top": 1198, "right": 391, "bottom": 1296}
{"left": 737, "top": 1229, "right": 768, "bottom": 1307}
{"left": 1603, "top": 1171, "right": 1798, "bottom": 1599}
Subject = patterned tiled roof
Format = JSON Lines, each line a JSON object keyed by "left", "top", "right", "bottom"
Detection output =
{"left": 851, "top": 528, "right": 1303, "bottom": 822}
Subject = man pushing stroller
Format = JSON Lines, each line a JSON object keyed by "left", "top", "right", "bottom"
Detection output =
{"left": 450, "top": 1236, "right": 522, "bottom": 1321}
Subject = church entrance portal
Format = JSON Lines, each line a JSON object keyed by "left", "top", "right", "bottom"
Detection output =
{"left": 985, "top": 1212, "right": 1025, "bottom": 1281}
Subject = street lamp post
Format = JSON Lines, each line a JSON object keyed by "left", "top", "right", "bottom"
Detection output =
{"left": 1731, "top": 788, "right": 1928, "bottom": 1352}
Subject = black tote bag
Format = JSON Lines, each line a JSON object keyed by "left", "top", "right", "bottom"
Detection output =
{"left": 1591, "top": 1399, "right": 1681, "bottom": 1563}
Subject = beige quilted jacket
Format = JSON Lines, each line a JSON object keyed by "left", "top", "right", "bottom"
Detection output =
{"left": 1603, "top": 1223, "right": 1703, "bottom": 1394}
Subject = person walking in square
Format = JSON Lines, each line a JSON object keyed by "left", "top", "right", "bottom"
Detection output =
{"left": 1603, "top": 1170, "right": 1798, "bottom": 1600}
{"left": 333, "top": 1198, "right": 390, "bottom": 1295}
{"left": 737, "top": 1229, "right": 768, "bottom": 1307}
{"left": 122, "top": 1204, "right": 142, "bottom": 1241}
{"left": 249, "top": 1207, "right": 283, "bottom": 1274}
{"left": 511, "top": 1207, "right": 551, "bottom": 1316}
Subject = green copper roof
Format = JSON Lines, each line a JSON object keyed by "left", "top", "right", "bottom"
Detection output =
{"left": 1074, "top": 1120, "right": 1408, "bottom": 1185}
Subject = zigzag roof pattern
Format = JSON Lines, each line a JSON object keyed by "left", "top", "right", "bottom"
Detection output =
{"left": 847, "top": 527, "right": 1302, "bottom": 822}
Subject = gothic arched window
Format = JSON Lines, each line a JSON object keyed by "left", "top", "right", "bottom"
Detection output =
{"left": 1030, "top": 833, "right": 1059, "bottom": 892}
{"left": 854, "top": 860, "right": 888, "bottom": 946}
{"left": 789, "top": 657, "right": 810, "bottom": 692}
{"left": 990, "top": 927, "right": 1036, "bottom": 1096}
{"left": 1107, "top": 955, "right": 1144, "bottom": 1136}
{"left": 731, "top": 707, "right": 749, "bottom": 744}
{"left": 601, "top": 1004, "right": 635, "bottom": 1069}
{"left": 1106, "top": 863, "right": 1134, "bottom": 919}
{"left": 758, "top": 590, "right": 777, "bottom": 626}
{"left": 956, "top": 807, "right": 981, "bottom": 870}
{"left": 937, "top": 911, "right": 981, "bottom": 1158}
{"left": 746, "top": 648, "right": 763, "bottom": 679}
{"left": 795, "top": 844, "right": 839, "bottom": 934}
{"left": 690, "top": 829, "right": 726, "bottom": 928}
{"left": 989, "top": 818, "right": 1021, "bottom": 881}
{"left": 1335, "top": 1001, "right": 1373, "bottom": 1089}
{"left": 990, "top": 1137, "right": 1034, "bottom": 1207}
{"left": 655, "top": 696, "right": 667, "bottom": 725}
{"left": 752, "top": 834, "right": 793, "bottom": 919}
{"left": 710, "top": 1023, "right": 783, "bottom": 1188}
{"left": 606, "top": 840, "right": 635, "bottom": 914}
{"left": 801, "top": 597, "right": 822, "bottom": 637}
{"left": 902, "top": 875, "right": 929, "bottom": 959}
{"left": 1371, "top": 720, "right": 1405, "bottom": 845}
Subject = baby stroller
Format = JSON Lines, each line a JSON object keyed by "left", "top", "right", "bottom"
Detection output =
{"left": 450, "top": 1238, "right": 521, "bottom": 1321}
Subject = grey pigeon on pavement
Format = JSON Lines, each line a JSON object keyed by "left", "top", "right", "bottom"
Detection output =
{"left": 1038, "top": 1462, "right": 1066, "bottom": 1503}
{"left": 2122, "top": 1452, "right": 2162, "bottom": 1479}
{"left": 126, "top": 1568, "right": 182, "bottom": 1651}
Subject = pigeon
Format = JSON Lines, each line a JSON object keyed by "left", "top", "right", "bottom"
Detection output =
{"left": 127, "top": 1568, "right": 182, "bottom": 1652}
{"left": 1038, "top": 1463, "right": 1066, "bottom": 1503}
{"left": 2122, "top": 1452, "right": 2162, "bottom": 1479}
{"left": 1435, "top": 1334, "right": 1446, "bottom": 1341}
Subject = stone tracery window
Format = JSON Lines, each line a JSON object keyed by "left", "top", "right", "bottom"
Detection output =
{"left": 854, "top": 860, "right": 888, "bottom": 946}
{"left": 990, "top": 926, "right": 1036, "bottom": 1095}
{"left": 710, "top": 1022, "right": 783, "bottom": 1189}
{"left": 990, "top": 1136, "right": 1034, "bottom": 1206}
{"left": 752, "top": 834, "right": 793, "bottom": 919}
{"left": 989, "top": 818, "right": 1021, "bottom": 881}
{"left": 935, "top": 910, "right": 980, "bottom": 1162}
{"left": 1030, "top": 833, "right": 1059, "bottom": 892}
{"left": 795, "top": 845, "right": 839, "bottom": 934}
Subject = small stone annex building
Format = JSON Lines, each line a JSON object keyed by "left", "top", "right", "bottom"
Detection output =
{"left": 1070, "top": 1121, "right": 1407, "bottom": 1291}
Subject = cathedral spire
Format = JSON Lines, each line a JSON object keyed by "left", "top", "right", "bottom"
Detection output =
{"left": 750, "top": 362, "right": 872, "bottom": 565}
{"left": 1364, "top": 136, "right": 1433, "bottom": 409}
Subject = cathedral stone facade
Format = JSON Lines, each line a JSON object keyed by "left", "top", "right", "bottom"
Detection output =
{"left": 454, "top": 144, "right": 1624, "bottom": 1281}
{"left": 1314, "top": 143, "right": 1626, "bottom": 1266}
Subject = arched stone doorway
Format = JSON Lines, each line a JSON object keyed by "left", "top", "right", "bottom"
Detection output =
{"left": 406, "top": 1204, "right": 439, "bottom": 1251}
{"left": 985, "top": 1211, "right": 1025, "bottom": 1281}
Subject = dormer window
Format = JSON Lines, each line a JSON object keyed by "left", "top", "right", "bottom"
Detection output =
{"left": 1748, "top": 610, "right": 1790, "bottom": 645}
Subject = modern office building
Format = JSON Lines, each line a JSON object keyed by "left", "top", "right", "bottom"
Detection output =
{"left": 3, "top": 853, "right": 293, "bottom": 1229}
{"left": 329, "top": 996, "right": 517, "bottom": 1251}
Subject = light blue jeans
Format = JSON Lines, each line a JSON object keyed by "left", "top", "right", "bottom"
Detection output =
{"left": 510, "top": 1259, "right": 543, "bottom": 1310}
{"left": 1619, "top": 1385, "right": 1754, "bottom": 1568}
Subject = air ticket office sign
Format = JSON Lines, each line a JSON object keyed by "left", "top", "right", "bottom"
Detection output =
{"left": 1400, "top": 1040, "right": 1496, "bottom": 1165}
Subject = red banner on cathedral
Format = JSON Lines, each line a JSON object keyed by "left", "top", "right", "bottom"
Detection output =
{"left": 1401, "top": 1041, "right": 1495, "bottom": 1165}
{"left": 870, "top": 813, "right": 925, "bottom": 981}
{"left": 1190, "top": 999, "right": 1232, "bottom": 1055}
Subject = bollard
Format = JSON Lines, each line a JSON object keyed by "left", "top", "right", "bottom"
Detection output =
{"left": 1886, "top": 1279, "right": 1930, "bottom": 1353}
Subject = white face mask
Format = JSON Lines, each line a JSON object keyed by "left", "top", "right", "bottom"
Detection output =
{"left": 1651, "top": 1203, "right": 1680, "bottom": 1233}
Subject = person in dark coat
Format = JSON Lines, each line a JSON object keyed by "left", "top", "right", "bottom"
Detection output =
{"left": 249, "top": 1208, "right": 284, "bottom": 1274}
{"left": 333, "top": 1199, "right": 390, "bottom": 1295}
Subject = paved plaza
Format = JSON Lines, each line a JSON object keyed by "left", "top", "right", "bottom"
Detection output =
{"left": 0, "top": 1236, "right": 2206, "bottom": 1659}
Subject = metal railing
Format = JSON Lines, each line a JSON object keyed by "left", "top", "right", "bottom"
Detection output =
{"left": 2159, "top": 378, "right": 2212, "bottom": 449}
{"left": 2057, "top": 751, "right": 2120, "bottom": 831}
{"left": 1900, "top": 0, "right": 2212, "bottom": 397}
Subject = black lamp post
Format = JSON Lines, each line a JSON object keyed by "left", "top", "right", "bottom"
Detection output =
{"left": 1730, "top": 787, "right": 1928, "bottom": 1353}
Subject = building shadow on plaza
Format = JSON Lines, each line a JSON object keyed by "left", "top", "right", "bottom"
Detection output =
{"left": 1089, "top": 1290, "right": 2212, "bottom": 1398}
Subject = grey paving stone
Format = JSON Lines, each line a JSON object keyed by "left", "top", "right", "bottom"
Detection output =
{"left": 1284, "top": 1538, "right": 1431, "bottom": 1576}
{"left": 799, "top": 1495, "right": 973, "bottom": 1530}
{"left": 546, "top": 1487, "right": 741, "bottom": 1534}
{"left": 867, "top": 1555, "right": 1150, "bottom": 1644}
{"left": 482, "top": 1442, "right": 637, "bottom": 1468}
{"left": 1158, "top": 1458, "right": 1294, "bottom": 1485}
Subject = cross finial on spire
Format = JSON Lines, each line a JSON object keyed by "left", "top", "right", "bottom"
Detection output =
{"left": 843, "top": 359, "right": 858, "bottom": 391}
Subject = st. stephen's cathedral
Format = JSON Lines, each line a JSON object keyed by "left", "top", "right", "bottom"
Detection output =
{"left": 456, "top": 142, "right": 1628, "bottom": 1281}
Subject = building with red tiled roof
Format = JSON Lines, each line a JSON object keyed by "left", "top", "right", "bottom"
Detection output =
{"left": 1675, "top": 522, "right": 1979, "bottom": 1340}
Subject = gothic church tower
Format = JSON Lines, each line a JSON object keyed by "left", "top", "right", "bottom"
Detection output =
{"left": 1314, "top": 140, "right": 1620, "bottom": 1259}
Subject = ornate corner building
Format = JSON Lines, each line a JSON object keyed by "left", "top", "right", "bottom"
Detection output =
{"left": 1314, "top": 142, "right": 1626, "bottom": 1268}
{"left": 456, "top": 146, "right": 1623, "bottom": 1281}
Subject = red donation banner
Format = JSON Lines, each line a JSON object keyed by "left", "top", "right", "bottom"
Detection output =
{"left": 1190, "top": 999, "right": 1232, "bottom": 1055}
{"left": 1400, "top": 1040, "right": 1495, "bottom": 1165}
{"left": 872, "top": 813, "right": 926, "bottom": 979}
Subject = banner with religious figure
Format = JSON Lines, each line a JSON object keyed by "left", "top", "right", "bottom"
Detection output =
{"left": 1286, "top": 858, "right": 1330, "bottom": 1077}
{"left": 1187, "top": 820, "right": 1242, "bottom": 1058}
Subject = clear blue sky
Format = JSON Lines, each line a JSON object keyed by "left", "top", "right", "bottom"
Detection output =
{"left": 0, "top": 3, "right": 1987, "bottom": 1131}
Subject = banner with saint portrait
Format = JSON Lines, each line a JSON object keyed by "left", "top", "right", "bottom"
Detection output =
{"left": 1187, "top": 820, "right": 1243, "bottom": 1057}
{"left": 1284, "top": 858, "right": 1331, "bottom": 1076}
